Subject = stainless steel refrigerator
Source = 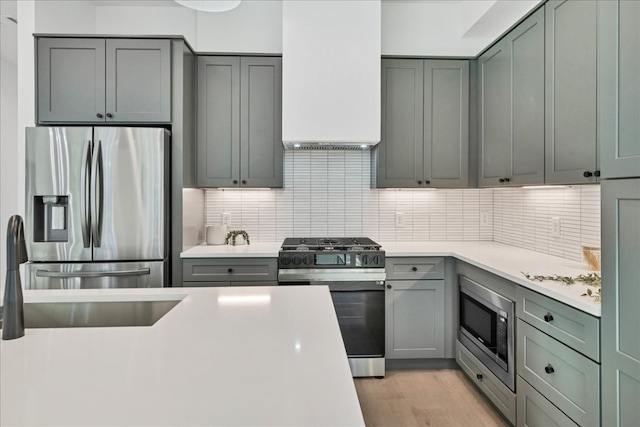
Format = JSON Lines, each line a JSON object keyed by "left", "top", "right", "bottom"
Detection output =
{"left": 24, "top": 127, "right": 169, "bottom": 289}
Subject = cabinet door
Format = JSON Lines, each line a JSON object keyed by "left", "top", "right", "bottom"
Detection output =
{"left": 240, "top": 57, "right": 283, "bottom": 188}
{"left": 37, "top": 38, "right": 106, "bottom": 123}
{"left": 423, "top": 60, "right": 469, "bottom": 188}
{"left": 478, "top": 40, "right": 510, "bottom": 187}
{"left": 105, "top": 39, "right": 171, "bottom": 123}
{"left": 197, "top": 56, "right": 241, "bottom": 187}
{"left": 507, "top": 7, "right": 545, "bottom": 186}
{"left": 377, "top": 59, "right": 424, "bottom": 188}
{"left": 599, "top": 0, "right": 640, "bottom": 179}
{"left": 545, "top": 0, "right": 598, "bottom": 184}
{"left": 601, "top": 179, "right": 640, "bottom": 427}
{"left": 385, "top": 279, "right": 445, "bottom": 359}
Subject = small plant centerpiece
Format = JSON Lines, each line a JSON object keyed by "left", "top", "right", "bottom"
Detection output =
{"left": 225, "top": 230, "right": 250, "bottom": 246}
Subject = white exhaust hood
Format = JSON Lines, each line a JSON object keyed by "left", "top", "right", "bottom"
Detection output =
{"left": 282, "top": 0, "right": 381, "bottom": 149}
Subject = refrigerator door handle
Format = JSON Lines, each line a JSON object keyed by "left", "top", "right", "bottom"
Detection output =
{"left": 91, "top": 140, "right": 104, "bottom": 248}
{"left": 35, "top": 268, "right": 151, "bottom": 278}
{"left": 80, "top": 140, "right": 92, "bottom": 248}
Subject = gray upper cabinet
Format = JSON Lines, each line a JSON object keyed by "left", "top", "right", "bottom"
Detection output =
{"left": 37, "top": 38, "right": 106, "bottom": 123}
{"left": 376, "top": 58, "right": 469, "bottom": 188}
{"left": 240, "top": 57, "right": 283, "bottom": 188}
{"left": 601, "top": 179, "right": 640, "bottom": 427}
{"left": 479, "top": 40, "right": 510, "bottom": 186}
{"left": 37, "top": 38, "right": 171, "bottom": 124}
{"left": 105, "top": 39, "right": 171, "bottom": 123}
{"left": 545, "top": 0, "right": 599, "bottom": 184}
{"left": 479, "top": 7, "right": 544, "bottom": 187}
{"left": 197, "top": 56, "right": 282, "bottom": 188}
{"left": 378, "top": 59, "right": 424, "bottom": 188}
{"left": 424, "top": 60, "right": 469, "bottom": 187}
{"left": 598, "top": 0, "right": 640, "bottom": 179}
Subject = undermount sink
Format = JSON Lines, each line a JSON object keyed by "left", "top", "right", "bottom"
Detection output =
{"left": 1, "top": 300, "right": 181, "bottom": 329}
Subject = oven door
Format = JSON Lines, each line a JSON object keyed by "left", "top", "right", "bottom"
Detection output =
{"left": 459, "top": 290, "right": 502, "bottom": 362}
{"left": 326, "top": 281, "right": 386, "bottom": 359}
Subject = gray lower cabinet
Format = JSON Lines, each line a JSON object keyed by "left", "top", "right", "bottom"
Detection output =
{"left": 479, "top": 7, "right": 545, "bottom": 187}
{"left": 385, "top": 279, "right": 445, "bottom": 358}
{"left": 197, "top": 56, "right": 282, "bottom": 188}
{"left": 182, "top": 258, "right": 278, "bottom": 286}
{"left": 516, "top": 376, "right": 578, "bottom": 427}
{"left": 601, "top": 179, "right": 640, "bottom": 427}
{"left": 376, "top": 59, "right": 469, "bottom": 188}
{"left": 37, "top": 37, "right": 171, "bottom": 124}
{"left": 598, "top": 0, "right": 640, "bottom": 179}
{"left": 456, "top": 340, "right": 517, "bottom": 424}
{"left": 385, "top": 257, "right": 446, "bottom": 358}
{"left": 544, "top": 0, "right": 599, "bottom": 184}
{"left": 517, "top": 320, "right": 600, "bottom": 427}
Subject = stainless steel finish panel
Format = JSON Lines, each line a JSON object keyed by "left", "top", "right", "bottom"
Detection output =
{"left": 26, "top": 127, "right": 93, "bottom": 262}
{"left": 18, "top": 300, "right": 180, "bottom": 328}
{"left": 278, "top": 268, "right": 386, "bottom": 282}
{"left": 349, "top": 357, "right": 385, "bottom": 378}
{"left": 459, "top": 275, "right": 515, "bottom": 391}
{"left": 92, "top": 127, "right": 167, "bottom": 261}
{"left": 25, "top": 261, "right": 164, "bottom": 289}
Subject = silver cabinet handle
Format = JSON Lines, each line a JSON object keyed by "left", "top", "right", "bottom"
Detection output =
{"left": 35, "top": 268, "right": 150, "bottom": 278}
{"left": 80, "top": 140, "right": 92, "bottom": 248}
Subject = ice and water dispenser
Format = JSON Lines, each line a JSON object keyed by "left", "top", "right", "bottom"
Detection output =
{"left": 33, "top": 195, "right": 69, "bottom": 242}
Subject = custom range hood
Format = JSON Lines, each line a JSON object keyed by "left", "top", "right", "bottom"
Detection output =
{"left": 282, "top": 0, "right": 381, "bottom": 150}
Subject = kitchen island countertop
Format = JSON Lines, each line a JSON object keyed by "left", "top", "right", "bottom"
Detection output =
{"left": 0, "top": 286, "right": 364, "bottom": 427}
{"left": 182, "top": 241, "right": 600, "bottom": 316}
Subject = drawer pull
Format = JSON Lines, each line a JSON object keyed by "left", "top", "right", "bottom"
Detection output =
{"left": 386, "top": 284, "right": 392, "bottom": 289}
{"left": 476, "top": 373, "right": 483, "bottom": 380}
{"left": 544, "top": 313, "right": 554, "bottom": 322}
{"left": 544, "top": 364, "right": 555, "bottom": 374}
{"left": 411, "top": 267, "right": 417, "bottom": 272}
{"left": 227, "top": 268, "right": 233, "bottom": 273}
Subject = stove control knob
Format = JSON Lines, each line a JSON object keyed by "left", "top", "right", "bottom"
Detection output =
{"left": 303, "top": 254, "right": 314, "bottom": 265}
{"left": 373, "top": 255, "right": 381, "bottom": 265}
{"left": 362, "top": 254, "right": 370, "bottom": 265}
{"left": 280, "top": 256, "right": 291, "bottom": 266}
{"left": 292, "top": 255, "right": 302, "bottom": 266}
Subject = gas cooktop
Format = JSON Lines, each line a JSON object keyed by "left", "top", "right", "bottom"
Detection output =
{"left": 280, "top": 237, "right": 381, "bottom": 251}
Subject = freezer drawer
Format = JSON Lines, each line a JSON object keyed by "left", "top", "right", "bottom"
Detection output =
{"left": 25, "top": 261, "right": 165, "bottom": 289}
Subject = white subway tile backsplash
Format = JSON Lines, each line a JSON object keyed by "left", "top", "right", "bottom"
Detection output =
{"left": 203, "top": 151, "right": 600, "bottom": 262}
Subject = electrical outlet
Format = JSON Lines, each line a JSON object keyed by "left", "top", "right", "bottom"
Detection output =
{"left": 396, "top": 212, "right": 404, "bottom": 228}
{"left": 222, "top": 212, "right": 231, "bottom": 226}
{"left": 550, "top": 217, "right": 561, "bottom": 237}
{"left": 480, "top": 212, "right": 491, "bottom": 227}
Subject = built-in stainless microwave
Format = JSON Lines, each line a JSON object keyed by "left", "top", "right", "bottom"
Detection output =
{"left": 458, "top": 275, "right": 515, "bottom": 391}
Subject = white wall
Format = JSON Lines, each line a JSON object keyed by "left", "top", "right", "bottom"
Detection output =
{"left": 95, "top": 5, "right": 197, "bottom": 46}
{"left": 381, "top": 0, "right": 541, "bottom": 57}
{"left": 196, "top": 0, "right": 282, "bottom": 53}
{"left": 0, "top": 58, "right": 18, "bottom": 291}
{"left": 35, "top": 0, "right": 96, "bottom": 33}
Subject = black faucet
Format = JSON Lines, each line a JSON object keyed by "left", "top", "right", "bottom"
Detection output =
{"left": 2, "top": 215, "right": 28, "bottom": 340}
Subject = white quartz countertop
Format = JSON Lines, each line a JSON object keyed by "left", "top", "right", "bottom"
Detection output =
{"left": 181, "top": 241, "right": 600, "bottom": 317}
{"left": 181, "top": 242, "right": 282, "bottom": 258}
{"left": 0, "top": 287, "right": 364, "bottom": 427}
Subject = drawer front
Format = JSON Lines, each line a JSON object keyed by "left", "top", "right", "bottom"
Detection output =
{"left": 516, "top": 376, "right": 579, "bottom": 427}
{"left": 516, "top": 286, "right": 600, "bottom": 362}
{"left": 517, "top": 320, "right": 600, "bottom": 427}
{"left": 456, "top": 340, "right": 516, "bottom": 424}
{"left": 386, "top": 257, "right": 445, "bottom": 280}
{"left": 183, "top": 258, "right": 277, "bottom": 282}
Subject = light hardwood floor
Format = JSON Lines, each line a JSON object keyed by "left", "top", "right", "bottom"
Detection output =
{"left": 354, "top": 369, "right": 510, "bottom": 427}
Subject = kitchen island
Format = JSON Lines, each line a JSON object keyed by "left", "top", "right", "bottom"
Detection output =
{"left": 0, "top": 286, "right": 364, "bottom": 427}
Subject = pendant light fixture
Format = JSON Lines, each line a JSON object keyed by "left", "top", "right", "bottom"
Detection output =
{"left": 174, "top": 0, "right": 241, "bottom": 13}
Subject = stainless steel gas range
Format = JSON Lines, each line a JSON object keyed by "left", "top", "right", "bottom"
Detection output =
{"left": 278, "top": 238, "right": 386, "bottom": 377}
